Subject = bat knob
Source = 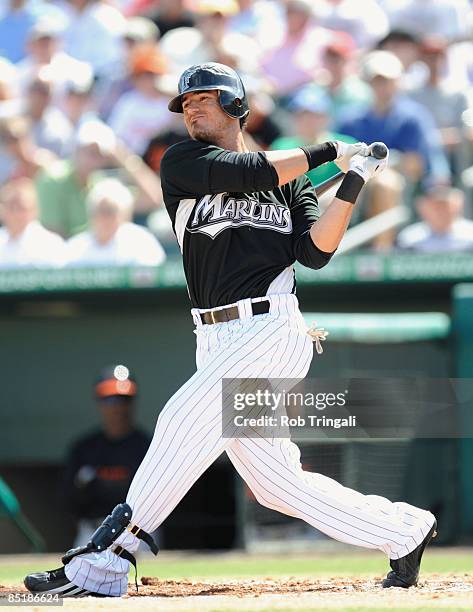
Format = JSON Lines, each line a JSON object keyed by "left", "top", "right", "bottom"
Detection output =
{"left": 370, "top": 142, "right": 388, "bottom": 159}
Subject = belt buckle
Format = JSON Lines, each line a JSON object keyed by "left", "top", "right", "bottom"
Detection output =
{"left": 210, "top": 310, "right": 217, "bottom": 324}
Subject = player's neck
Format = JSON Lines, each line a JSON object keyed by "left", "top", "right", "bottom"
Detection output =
{"left": 213, "top": 130, "right": 248, "bottom": 152}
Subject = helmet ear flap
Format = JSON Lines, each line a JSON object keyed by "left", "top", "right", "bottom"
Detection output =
{"left": 218, "top": 88, "right": 250, "bottom": 120}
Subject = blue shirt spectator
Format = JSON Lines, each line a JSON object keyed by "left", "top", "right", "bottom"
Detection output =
{"left": 0, "top": 0, "right": 37, "bottom": 63}
{"left": 337, "top": 50, "right": 450, "bottom": 185}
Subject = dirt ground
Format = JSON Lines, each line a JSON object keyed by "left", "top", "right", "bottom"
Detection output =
{"left": 2, "top": 575, "right": 473, "bottom": 610}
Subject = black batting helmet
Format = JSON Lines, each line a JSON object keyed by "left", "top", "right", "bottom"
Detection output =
{"left": 168, "top": 62, "right": 249, "bottom": 120}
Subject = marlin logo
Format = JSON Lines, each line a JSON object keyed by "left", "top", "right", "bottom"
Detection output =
{"left": 189, "top": 193, "right": 292, "bottom": 239}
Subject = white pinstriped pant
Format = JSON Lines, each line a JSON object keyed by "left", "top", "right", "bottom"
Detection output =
{"left": 64, "top": 294, "right": 435, "bottom": 596}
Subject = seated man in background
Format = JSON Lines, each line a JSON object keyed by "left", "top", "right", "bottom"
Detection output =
{"left": 271, "top": 84, "right": 355, "bottom": 188}
{"left": 36, "top": 121, "right": 163, "bottom": 238}
{"left": 0, "top": 178, "right": 65, "bottom": 267}
{"left": 36, "top": 121, "right": 116, "bottom": 238}
{"left": 337, "top": 50, "right": 450, "bottom": 250}
{"left": 321, "top": 32, "right": 372, "bottom": 125}
{"left": 66, "top": 178, "right": 165, "bottom": 266}
{"left": 397, "top": 186, "right": 473, "bottom": 253}
{"left": 25, "top": 72, "right": 73, "bottom": 158}
{"left": 408, "top": 37, "right": 469, "bottom": 181}
{"left": 0, "top": 115, "right": 56, "bottom": 183}
{"left": 62, "top": 365, "right": 151, "bottom": 547}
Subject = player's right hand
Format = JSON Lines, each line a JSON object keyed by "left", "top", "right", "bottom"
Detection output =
{"left": 348, "top": 149, "right": 389, "bottom": 182}
{"left": 333, "top": 141, "right": 369, "bottom": 173}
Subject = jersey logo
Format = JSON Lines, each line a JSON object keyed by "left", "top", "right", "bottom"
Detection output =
{"left": 188, "top": 193, "right": 292, "bottom": 239}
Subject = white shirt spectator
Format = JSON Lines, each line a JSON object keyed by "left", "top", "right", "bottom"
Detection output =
{"left": 31, "top": 105, "right": 73, "bottom": 157}
{"left": 17, "top": 52, "right": 93, "bottom": 100}
{"left": 0, "top": 220, "right": 66, "bottom": 268}
{"left": 382, "top": 0, "right": 470, "bottom": 42}
{"left": 66, "top": 222, "right": 166, "bottom": 267}
{"left": 60, "top": 1, "right": 126, "bottom": 77}
{"left": 108, "top": 91, "right": 173, "bottom": 155}
{"left": 229, "top": 0, "right": 285, "bottom": 51}
{"left": 397, "top": 219, "right": 473, "bottom": 252}
{"left": 160, "top": 26, "right": 261, "bottom": 76}
{"left": 317, "top": 0, "right": 389, "bottom": 50}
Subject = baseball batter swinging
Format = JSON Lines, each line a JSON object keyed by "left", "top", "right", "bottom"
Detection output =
{"left": 25, "top": 63, "right": 437, "bottom": 597}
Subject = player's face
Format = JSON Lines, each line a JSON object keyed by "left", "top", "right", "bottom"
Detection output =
{"left": 182, "top": 90, "right": 232, "bottom": 143}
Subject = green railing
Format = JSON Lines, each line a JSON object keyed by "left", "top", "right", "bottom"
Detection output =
{"left": 0, "top": 252, "right": 472, "bottom": 294}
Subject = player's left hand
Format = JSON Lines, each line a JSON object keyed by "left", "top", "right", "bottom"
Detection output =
{"left": 333, "top": 141, "right": 369, "bottom": 174}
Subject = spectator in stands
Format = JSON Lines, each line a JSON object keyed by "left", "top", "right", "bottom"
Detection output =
{"left": 62, "top": 0, "right": 126, "bottom": 79}
{"left": 338, "top": 50, "right": 450, "bottom": 187}
{"left": 244, "top": 85, "right": 282, "bottom": 150}
{"left": 0, "top": 178, "right": 65, "bottom": 267}
{"left": 397, "top": 186, "right": 473, "bottom": 252}
{"left": 17, "top": 17, "right": 93, "bottom": 108}
{"left": 37, "top": 121, "right": 163, "bottom": 238}
{"left": 62, "top": 70, "right": 98, "bottom": 133}
{"left": 62, "top": 364, "right": 151, "bottom": 547}
{"left": 25, "top": 72, "right": 73, "bottom": 158}
{"left": 0, "top": 57, "right": 17, "bottom": 103}
{"left": 0, "top": 115, "right": 56, "bottom": 183}
{"left": 108, "top": 45, "right": 173, "bottom": 155}
{"left": 229, "top": 0, "right": 285, "bottom": 51}
{"left": 98, "top": 17, "right": 160, "bottom": 120}
{"left": 321, "top": 32, "right": 372, "bottom": 125}
{"left": 159, "top": 0, "right": 259, "bottom": 75}
{"left": 16, "top": 18, "right": 92, "bottom": 102}
{"left": 261, "top": 0, "right": 331, "bottom": 98}
{"left": 66, "top": 178, "right": 165, "bottom": 266}
{"left": 0, "top": 0, "right": 37, "bottom": 64}
{"left": 271, "top": 84, "right": 356, "bottom": 186}
{"left": 384, "top": 0, "right": 470, "bottom": 43}
{"left": 148, "top": 0, "right": 195, "bottom": 37}
{"left": 317, "top": 0, "right": 389, "bottom": 50}
{"left": 0, "top": 60, "right": 21, "bottom": 184}
{"left": 376, "top": 29, "right": 425, "bottom": 91}
{"left": 36, "top": 120, "right": 113, "bottom": 238}
{"left": 409, "top": 37, "right": 468, "bottom": 179}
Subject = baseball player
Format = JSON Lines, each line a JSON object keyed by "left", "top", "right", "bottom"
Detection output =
{"left": 25, "top": 63, "right": 436, "bottom": 598}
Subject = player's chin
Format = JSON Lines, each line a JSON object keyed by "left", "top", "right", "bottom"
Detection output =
{"left": 189, "top": 126, "right": 215, "bottom": 145}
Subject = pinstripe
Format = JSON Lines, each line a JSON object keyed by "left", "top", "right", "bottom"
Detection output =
{"left": 232, "top": 439, "right": 403, "bottom": 548}
{"left": 226, "top": 447, "right": 379, "bottom": 547}
{"left": 238, "top": 436, "right": 411, "bottom": 544}
{"left": 128, "top": 315, "right": 272, "bottom": 504}
{"left": 138, "top": 324, "right": 293, "bottom": 527}
{"left": 129, "top": 320, "right": 287, "bottom": 523}
{"left": 129, "top": 318, "right": 284, "bottom": 505}
{"left": 142, "top": 318, "right": 304, "bottom": 524}
{"left": 61, "top": 293, "right": 435, "bottom": 594}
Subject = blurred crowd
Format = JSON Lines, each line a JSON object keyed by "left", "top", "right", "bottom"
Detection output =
{"left": 1, "top": 0, "right": 473, "bottom": 269}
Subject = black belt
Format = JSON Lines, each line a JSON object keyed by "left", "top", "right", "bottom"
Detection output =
{"left": 200, "top": 300, "right": 270, "bottom": 325}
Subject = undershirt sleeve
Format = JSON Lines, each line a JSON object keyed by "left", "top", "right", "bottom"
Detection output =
{"left": 290, "top": 176, "right": 335, "bottom": 270}
{"left": 160, "top": 140, "right": 279, "bottom": 197}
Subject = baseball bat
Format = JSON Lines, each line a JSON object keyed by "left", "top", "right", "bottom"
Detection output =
{"left": 314, "top": 142, "right": 388, "bottom": 197}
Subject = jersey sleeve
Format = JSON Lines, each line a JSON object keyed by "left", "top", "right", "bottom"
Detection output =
{"left": 289, "top": 175, "right": 334, "bottom": 270}
{"left": 160, "top": 139, "right": 279, "bottom": 199}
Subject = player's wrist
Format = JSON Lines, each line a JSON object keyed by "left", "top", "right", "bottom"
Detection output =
{"left": 300, "top": 142, "right": 337, "bottom": 171}
{"left": 335, "top": 170, "right": 365, "bottom": 204}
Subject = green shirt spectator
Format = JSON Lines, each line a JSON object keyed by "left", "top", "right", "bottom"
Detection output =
{"left": 35, "top": 122, "right": 118, "bottom": 238}
{"left": 271, "top": 85, "right": 356, "bottom": 186}
{"left": 36, "top": 120, "right": 165, "bottom": 238}
{"left": 36, "top": 160, "right": 91, "bottom": 238}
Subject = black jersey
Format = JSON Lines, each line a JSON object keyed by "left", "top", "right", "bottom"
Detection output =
{"left": 160, "top": 139, "right": 333, "bottom": 308}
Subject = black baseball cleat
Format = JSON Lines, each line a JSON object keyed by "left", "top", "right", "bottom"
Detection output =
{"left": 24, "top": 566, "right": 100, "bottom": 598}
{"left": 382, "top": 519, "right": 438, "bottom": 588}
